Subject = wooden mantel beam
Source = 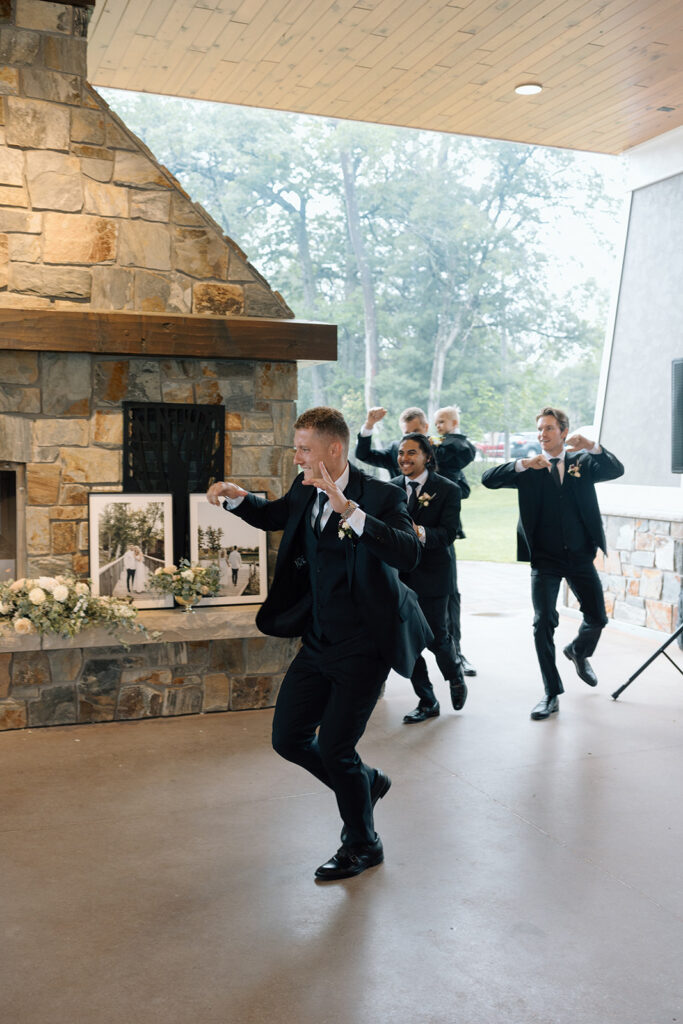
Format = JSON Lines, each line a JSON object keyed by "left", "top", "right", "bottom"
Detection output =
{"left": 0, "top": 308, "right": 337, "bottom": 363}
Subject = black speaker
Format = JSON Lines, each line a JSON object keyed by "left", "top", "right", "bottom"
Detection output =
{"left": 673, "top": 359, "right": 683, "bottom": 474}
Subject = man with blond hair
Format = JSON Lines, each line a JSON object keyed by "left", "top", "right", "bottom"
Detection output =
{"left": 208, "top": 407, "right": 430, "bottom": 881}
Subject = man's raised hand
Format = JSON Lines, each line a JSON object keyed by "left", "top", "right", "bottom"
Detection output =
{"left": 363, "top": 407, "right": 387, "bottom": 430}
{"left": 301, "top": 462, "right": 347, "bottom": 514}
{"left": 206, "top": 481, "right": 248, "bottom": 505}
{"left": 522, "top": 454, "right": 550, "bottom": 471}
{"left": 566, "top": 433, "right": 597, "bottom": 453}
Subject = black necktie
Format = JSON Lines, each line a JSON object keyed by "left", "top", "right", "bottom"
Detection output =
{"left": 550, "top": 457, "right": 561, "bottom": 489}
{"left": 407, "top": 480, "right": 420, "bottom": 516}
{"left": 313, "top": 492, "right": 328, "bottom": 536}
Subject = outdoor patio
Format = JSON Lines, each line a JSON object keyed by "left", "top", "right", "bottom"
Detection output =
{"left": 1, "top": 561, "right": 681, "bottom": 1024}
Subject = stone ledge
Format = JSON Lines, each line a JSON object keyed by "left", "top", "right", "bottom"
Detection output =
{"left": 0, "top": 604, "right": 264, "bottom": 654}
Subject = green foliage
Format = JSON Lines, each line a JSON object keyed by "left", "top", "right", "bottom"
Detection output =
{"left": 100, "top": 89, "right": 623, "bottom": 439}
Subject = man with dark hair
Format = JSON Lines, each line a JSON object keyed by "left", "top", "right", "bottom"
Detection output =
{"left": 390, "top": 433, "right": 467, "bottom": 721}
{"left": 482, "top": 407, "right": 624, "bottom": 719}
{"left": 207, "top": 406, "right": 431, "bottom": 880}
{"left": 355, "top": 402, "right": 477, "bottom": 675}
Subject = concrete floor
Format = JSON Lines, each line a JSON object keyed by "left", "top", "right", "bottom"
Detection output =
{"left": 1, "top": 562, "right": 682, "bottom": 1024}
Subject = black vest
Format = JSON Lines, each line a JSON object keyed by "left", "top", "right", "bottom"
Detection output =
{"left": 303, "top": 512, "right": 367, "bottom": 644}
{"left": 532, "top": 471, "right": 594, "bottom": 565}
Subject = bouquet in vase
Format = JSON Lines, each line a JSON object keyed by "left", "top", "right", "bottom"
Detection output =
{"left": 150, "top": 559, "right": 220, "bottom": 610}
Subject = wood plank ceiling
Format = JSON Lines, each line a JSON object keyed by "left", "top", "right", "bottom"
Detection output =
{"left": 87, "top": 0, "right": 683, "bottom": 155}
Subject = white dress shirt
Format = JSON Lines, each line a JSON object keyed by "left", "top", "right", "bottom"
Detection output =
{"left": 404, "top": 469, "right": 429, "bottom": 543}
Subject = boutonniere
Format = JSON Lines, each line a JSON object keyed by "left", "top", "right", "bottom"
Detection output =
{"left": 568, "top": 463, "right": 581, "bottom": 478}
{"left": 417, "top": 492, "right": 436, "bottom": 508}
{"left": 429, "top": 435, "right": 443, "bottom": 447}
{"left": 337, "top": 519, "right": 353, "bottom": 540}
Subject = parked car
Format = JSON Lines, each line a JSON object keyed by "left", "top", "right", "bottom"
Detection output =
{"left": 510, "top": 431, "right": 542, "bottom": 458}
{"left": 474, "top": 439, "right": 505, "bottom": 459}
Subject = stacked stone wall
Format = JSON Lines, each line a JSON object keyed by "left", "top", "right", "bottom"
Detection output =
{"left": 0, "top": 629, "right": 300, "bottom": 730}
{"left": 566, "top": 514, "right": 683, "bottom": 633}
{"left": 0, "top": 0, "right": 292, "bottom": 317}
{"left": 0, "top": 349, "right": 297, "bottom": 576}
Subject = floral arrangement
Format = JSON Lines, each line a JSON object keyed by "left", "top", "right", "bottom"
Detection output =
{"left": 0, "top": 575, "right": 147, "bottom": 640}
{"left": 568, "top": 463, "right": 581, "bottom": 478}
{"left": 150, "top": 558, "right": 220, "bottom": 606}
{"left": 417, "top": 492, "right": 435, "bottom": 508}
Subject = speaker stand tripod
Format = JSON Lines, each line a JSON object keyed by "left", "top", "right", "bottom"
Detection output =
{"left": 611, "top": 623, "right": 683, "bottom": 699}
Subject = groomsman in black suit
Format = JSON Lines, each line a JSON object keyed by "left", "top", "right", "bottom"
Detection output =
{"left": 355, "top": 403, "right": 477, "bottom": 675}
{"left": 390, "top": 433, "right": 467, "bottom": 721}
{"left": 355, "top": 405, "right": 428, "bottom": 476}
{"left": 207, "top": 407, "right": 431, "bottom": 880}
{"left": 432, "top": 405, "right": 477, "bottom": 675}
{"left": 482, "top": 407, "right": 624, "bottom": 719}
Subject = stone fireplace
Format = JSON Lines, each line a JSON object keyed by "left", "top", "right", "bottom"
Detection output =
{"left": 0, "top": 0, "right": 335, "bottom": 730}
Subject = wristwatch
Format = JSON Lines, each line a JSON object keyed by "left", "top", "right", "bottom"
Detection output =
{"left": 340, "top": 500, "right": 358, "bottom": 521}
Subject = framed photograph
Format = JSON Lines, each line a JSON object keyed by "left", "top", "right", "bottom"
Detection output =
{"left": 89, "top": 493, "right": 174, "bottom": 609}
{"left": 189, "top": 492, "right": 268, "bottom": 606}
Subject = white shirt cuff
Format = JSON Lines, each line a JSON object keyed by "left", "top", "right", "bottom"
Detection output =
{"left": 347, "top": 507, "right": 366, "bottom": 535}
{"left": 222, "top": 494, "right": 246, "bottom": 510}
{"left": 360, "top": 426, "right": 373, "bottom": 436}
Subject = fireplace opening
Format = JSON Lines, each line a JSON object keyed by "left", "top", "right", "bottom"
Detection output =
{"left": 122, "top": 403, "right": 225, "bottom": 564}
{"left": 0, "top": 467, "right": 17, "bottom": 584}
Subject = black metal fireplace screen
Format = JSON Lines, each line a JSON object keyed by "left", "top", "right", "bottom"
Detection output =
{"left": 122, "top": 402, "right": 225, "bottom": 563}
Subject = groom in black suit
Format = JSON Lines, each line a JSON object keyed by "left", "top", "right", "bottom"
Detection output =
{"left": 207, "top": 407, "right": 431, "bottom": 880}
{"left": 482, "top": 407, "right": 624, "bottom": 719}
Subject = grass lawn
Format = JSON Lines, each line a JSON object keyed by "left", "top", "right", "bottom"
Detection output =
{"left": 455, "top": 483, "right": 519, "bottom": 563}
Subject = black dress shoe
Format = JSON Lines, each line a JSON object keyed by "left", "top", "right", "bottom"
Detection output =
{"left": 530, "top": 695, "right": 559, "bottom": 720}
{"left": 340, "top": 769, "right": 391, "bottom": 844}
{"left": 458, "top": 653, "right": 477, "bottom": 677}
{"left": 403, "top": 702, "right": 440, "bottom": 724}
{"left": 449, "top": 676, "right": 468, "bottom": 711}
{"left": 563, "top": 645, "right": 598, "bottom": 686}
{"left": 370, "top": 768, "right": 392, "bottom": 805}
{"left": 315, "top": 839, "right": 384, "bottom": 881}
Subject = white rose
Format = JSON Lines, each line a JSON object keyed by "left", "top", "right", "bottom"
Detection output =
{"left": 0, "top": 601, "right": 9, "bottom": 615}
{"left": 9, "top": 579, "right": 25, "bottom": 592}
{"left": 53, "top": 584, "right": 69, "bottom": 603}
{"left": 28, "top": 587, "right": 46, "bottom": 605}
{"left": 13, "top": 617, "right": 34, "bottom": 635}
{"left": 181, "top": 569, "right": 194, "bottom": 581}
{"left": 37, "top": 576, "right": 56, "bottom": 592}
{"left": 75, "top": 582, "right": 90, "bottom": 596}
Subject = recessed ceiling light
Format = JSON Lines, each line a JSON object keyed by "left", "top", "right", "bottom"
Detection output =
{"left": 515, "top": 83, "right": 543, "bottom": 96}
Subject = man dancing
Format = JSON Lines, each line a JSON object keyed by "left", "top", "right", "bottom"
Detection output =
{"left": 207, "top": 407, "right": 430, "bottom": 880}
{"left": 482, "top": 407, "right": 624, "bottom": 719}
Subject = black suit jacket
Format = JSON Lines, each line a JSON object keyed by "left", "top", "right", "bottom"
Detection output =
{"left": 481, "top": 447, "right": 624, "bottom": 562}
{"left": 389, "top": 470, "right": 461, "bottom": 597}
{"left": 431, "top": 433, "right": 476, "bottom": 492}
{"left": 354, "top": 432, "right": 402, "bottom": 476}
{"left": 227, "top": 463, "right": 433, "bottom": 677}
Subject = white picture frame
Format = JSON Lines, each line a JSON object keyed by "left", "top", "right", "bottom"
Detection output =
{"left": 88, "top": 493, "right": 174, "bottom": 609}
{"left": 188, "top": 492, "right": 268, "bottom": 606}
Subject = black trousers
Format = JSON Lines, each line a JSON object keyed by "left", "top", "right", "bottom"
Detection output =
{"left": 126, "top": 568, "right": 135, "bottom": 592}
{"left": 531, "top": 560, "right": 608, "bottom": 697}
{"left": 447, "top": 553, "right": 461, "bottom": 647}
{"left": 411, "top": 593, "right": 461, "bottom": 706}
{"left": 271, "top": 637, "right": 388, "bottom": 847}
